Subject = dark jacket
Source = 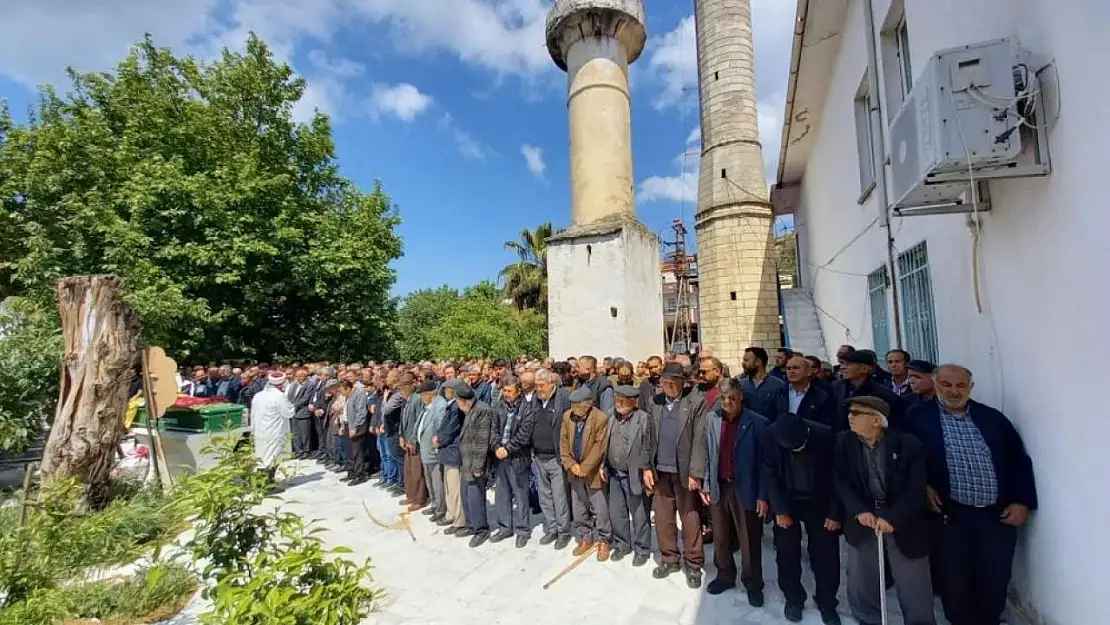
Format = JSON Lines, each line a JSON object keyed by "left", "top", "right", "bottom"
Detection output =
{"left": 240, "top": 376, "right": 266, "bottom": 407}
{"left": 436, "top": 400, "right": 464, "bottom": 467}
{"left": 637, "top": 377, "right": 659, "bottom": 413}
{"left": 530, "top": 387, "right": 570, "bottom": 458}
{"left": 776, "top": 384, "right": 834, "bottom": 427}
{"left": 604, "top": 408, "right": 655, "bottom": 495}
{"left": 460, "top": 400, "right": 495, "bottom": 479}
{"left": 905, "top": 399, "right": 1037, "bottom": 510}
{"left": 651, "top": 388, "right": 709, "bottom": 481}
{"left": 368, "top": 388, "right": 385, "bottom": 430}
{"left": 475, "top": 380, "right": 493, "bottom": 405}
{"left": 831, "top": 378, "right": 903, "bottom": 432}
{"left": 834, "top": 429, "right": 931, "bottom": 558}
{"left": 491, "top": 397, "right": 536, "bottom": 472}
{"left": 761, "top": 418, "right": 840, "bottom": 521}
{"left": 290, "top": 380, "right": 316, "bottom": 420}
{"left": 308, "top": 382, "right": 331, "bottom": 420}
{"left": 380, "top": 390, "right": 405, "bottom": 437}
{"left": 580, "top": 375, "right": 614, "bottom": 414}
{"left": 738, "top": 374, "right": 787, "bottom": 422}
{"left": 702, "top": 407, "right": 768, "bottom": 510}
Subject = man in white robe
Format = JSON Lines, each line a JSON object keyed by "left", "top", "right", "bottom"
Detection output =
{"left": 251, "top": 371, "right": 293, "bottom": 481}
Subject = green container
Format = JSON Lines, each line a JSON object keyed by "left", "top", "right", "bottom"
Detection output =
{"left": 134, "top": 403, "right": 244, "bottom": 433}
{"left": 165, "top": 403, "right": 245, "bottom": 433}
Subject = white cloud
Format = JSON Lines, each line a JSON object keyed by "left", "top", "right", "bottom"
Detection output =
{"left": 646, "top": 15, "right": 697, "bottom": 112}
{"left": 369, "top": 83, "right": 433, "bottom": 121}
{"left": 520, "top": 144, "right": 546, "bottom": 181}
{"left": 439, "top": 113, "right": 492, "bottom": 161}
{"left": 347, "top": 0, "right": 551, "bottom": 77}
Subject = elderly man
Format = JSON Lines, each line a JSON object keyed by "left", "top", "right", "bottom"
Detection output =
{"left": 400, "top": 375, "right": 428, "bottom": 510}
{"left": 832, "top": 349, "right": 902, "bottom": 432}
{"left": 490, "top": 375, "right": 536, "bottom": 547}
{"left": 560, "top": 386, "right": 611, "bottom": 560}
{"left": 308, "top": 367, "right": 335, "bottom": 462}
{"left": 531, "top": 369, "right": 573, "bottom": 549}
{"left": 700, "top": 379, "right": 769, "bottom": 603}
{"left": 434, "top": 379, "right": 468, "bottom": 534}
{"left": 835, "top": 396, "right": 935, "bottom": 625}
{"left": 287, "top": 368, "right": 317, "bottom": 460}
{"left": 776, "top": 355, "right": 833, "bottom": 426}
{"left": 457, "top": 383, "right": 496, "bottom": 548}
{"left": 344, "top": 378, "right": 371, "bottom": 486}
{"left": 605, "top": 384, "right": 655, "bottom": 566}
{"left": 906, "top": 365, "right": 1036, "bottom": 625}
{"left": 416, "top": 380, "right": 449, "bottom": 524}
{"left": 379, "top": 371, "right": 408, "bottom": 495}
{"left": 650, "top": 362, "right": 709, "bottom": 588}
{"left": 763, "top": 413, "right": 843, "bottom": 625}
{"left": 250, "top": 371, "right": 294, "bottom": 482}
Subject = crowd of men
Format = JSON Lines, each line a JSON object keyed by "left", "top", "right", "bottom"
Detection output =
{"left": 219, "top": 345, "right": 1035, "bottom": 625}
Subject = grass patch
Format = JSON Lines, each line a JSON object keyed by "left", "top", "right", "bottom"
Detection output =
{"left": 0, "top": 562, "right": 195, "bottom": 625}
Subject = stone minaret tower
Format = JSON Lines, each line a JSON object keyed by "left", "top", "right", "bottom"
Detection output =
{"left": 694, "top": 0, "right": 780, "bottom": 371}
{"left": 544, "top": 0, "right": 664, "bottom": 363}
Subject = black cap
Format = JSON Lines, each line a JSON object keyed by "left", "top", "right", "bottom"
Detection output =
{"left": 907, "top": 359, "right": 936, "bottom": 374}
{"left": 661, "top": 362, "right": 685, "bottom": 379}
{"left": 773, "top": 414, "right": 811, "bottom": 449}
{"left": 614, "top": 384, "right": 639, "bottom": 399}
{"left": 415, "top": 381, "right": 437, "bottom": 394}
{"left": 846, "top": 395, "right": 890, "bottom": 417}
{"left": 455, "top": 384, "right": 476, "bottom": 400}
{"left": 841, "top": 349, "right": 878, "bottom": 366}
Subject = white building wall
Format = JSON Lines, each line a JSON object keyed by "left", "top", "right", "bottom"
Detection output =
{"left": 794, "top": 1, "right": 1110, "bottom": 624}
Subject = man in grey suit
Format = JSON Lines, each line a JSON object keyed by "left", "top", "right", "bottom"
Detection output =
{"left": 287, "top": 368, "right": 317, "bottom": 459}
{"left": 343, "top": 378, "right": 370, "bottom": 486}
{"left": 604, "top": 384, "right": 655, "bottom": 567}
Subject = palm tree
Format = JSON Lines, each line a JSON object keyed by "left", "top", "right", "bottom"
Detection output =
{"left": 499, "top": 222, "right": 559, "bottom": 314}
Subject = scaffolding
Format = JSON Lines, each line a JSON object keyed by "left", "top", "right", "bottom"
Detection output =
{"left": 662, "top": 219, "right": 697, "bottom": 353}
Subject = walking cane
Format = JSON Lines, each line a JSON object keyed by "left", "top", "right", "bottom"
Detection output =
{"left": 876, "top": 527, "right": 889, "bottom": 625}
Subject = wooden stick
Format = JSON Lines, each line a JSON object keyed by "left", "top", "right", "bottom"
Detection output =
{"left": 542, "top": 544, "right": 597, "bottom": 590}
{"left": 18, "top": 461, "right": 38, "bottom": 526}
{"left": 362, "top": 501, "right": 417, "bottom": 542}
{"left": 140, "top": 348, "right": 171, "bottom": 490}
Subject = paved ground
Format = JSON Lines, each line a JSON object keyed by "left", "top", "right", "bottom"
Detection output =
{"left": 235, "top": 458, "right": 946, "bottom": 625}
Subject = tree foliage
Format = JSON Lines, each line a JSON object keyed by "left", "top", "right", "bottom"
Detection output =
{"left": 0, "top": 34, "right": 402, "bottom": 363}
{"left": 0, "top": 299, "right": 60, "bottom": 452}
{"left": 394, "top": 285, "right": 460, "bottom": 362}
{"left": 396, "top": 281, "right": 546, "bottom": 360}
{"left": 499, "top": 222, "right": 558, "bottom": 314}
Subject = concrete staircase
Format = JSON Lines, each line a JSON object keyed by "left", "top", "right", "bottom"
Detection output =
{"left": 780, "top": 287, "right": 828, "bottom": 362}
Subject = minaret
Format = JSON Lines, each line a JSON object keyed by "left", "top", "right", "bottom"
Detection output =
{"left": 693, "top": 0, "right": 780, "bottom": 372}
{"left": 544, "top": 0, "right": 664, "bottom": 362}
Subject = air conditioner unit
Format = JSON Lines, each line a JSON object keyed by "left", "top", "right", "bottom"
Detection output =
{"left": 888, "top": 38, "right": 1048, "bottom": 212}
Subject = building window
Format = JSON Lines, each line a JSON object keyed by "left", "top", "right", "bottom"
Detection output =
{"left": 867, "top": 266, "right": 891, "bottom": 358}
{"left": 897, "top": 242, "right": 940, "bottom": 364}
{"left": 664, "top": 297, "right": 678, "bottom": 314}
{"left": 895, "top": 18, "right": 912, "bottom": 96}
{"left": 854, "top": 75, "right": 876, "bottom": 196}
{"left": 880, "top": 4, "right": 913, "bottom": 119}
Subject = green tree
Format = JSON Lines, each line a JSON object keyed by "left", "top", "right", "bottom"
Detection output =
{"left": 394, "top": 285, "right": 460, "bottom": 361}
{"left": 774, "top": 231, "right": 799, "bottom": 285}
{"left": 499, "top": 222, "right": 557, "bottom": 314}
{"left": 0, "top": 34, "right": 402, "bottom": 363}
{"left": 428, "top": 283, "right": 546, "bottom": 359}
{"left": 0, "top": 299, "right": 60, "bottom": 452}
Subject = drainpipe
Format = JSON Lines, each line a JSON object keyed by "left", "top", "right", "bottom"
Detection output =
{"left": 861, "top": 0, "right": 903, "bottom": 348}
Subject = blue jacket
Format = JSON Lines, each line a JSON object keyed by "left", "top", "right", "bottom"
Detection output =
{"left": 906, "top": 399, "right": 1038, "bottom": 510}
{"left": 702, "top": 407, "right": 768, "bottom": 510}
{"left": 436, "top": 400, "right": 464, "bottom": 467}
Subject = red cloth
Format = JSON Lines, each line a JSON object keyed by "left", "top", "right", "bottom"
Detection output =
{"left": 704, "top": 387, "right": 720, "bottom": 410}
{"left": 718, "top": 416, "right": 740, "bottom": 481}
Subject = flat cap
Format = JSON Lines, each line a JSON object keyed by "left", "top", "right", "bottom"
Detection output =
{"left": 841, "top": 349, "right": 878, "bottom": 366}
{"left": 907, "top": 359, "right": 936, "bottom": 374}
{"left": 661, "top": 362, "right": 686, "bottom": 379}
{"left": 846, "top": 395, "right": 890, "bottom": 417}
{"left": 415, "top": 381, "right": 437, "bottom": 394}
{"left": 614, "top": 384, "right": 639, "bottom": 399}
{"left": 455, "top": 383, "right": 476, "bottom": 400}
{"left": 568, "top": 387, "right": 593, "bottom": 403}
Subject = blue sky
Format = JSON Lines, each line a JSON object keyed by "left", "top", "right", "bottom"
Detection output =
{"left": 0, "top": 0, "right": 795, "bottom": 296}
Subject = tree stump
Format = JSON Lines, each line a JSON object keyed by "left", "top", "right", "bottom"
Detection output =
{"left": 41, "top": 276, "right": 141, "bottom": 504}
